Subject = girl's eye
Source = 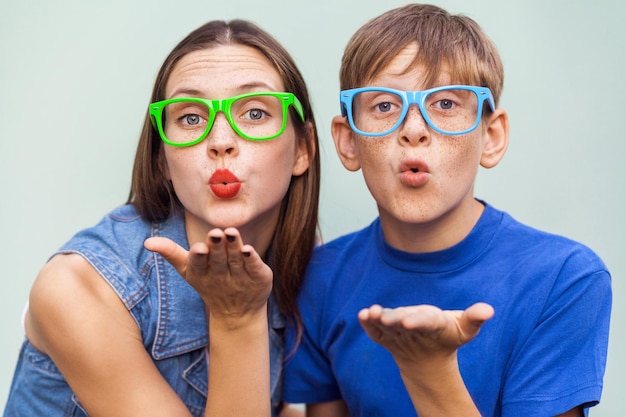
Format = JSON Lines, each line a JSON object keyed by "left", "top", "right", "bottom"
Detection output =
{"left": 248, "top": 109, "right": 265, "bottom": 120}
{"left": 245, "top": 108, "right": 267, "bottom": 120}
{"left": 183, "top": 114, "right": 202, "bottom": 125}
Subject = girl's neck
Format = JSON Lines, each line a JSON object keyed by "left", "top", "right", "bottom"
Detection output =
{"left": 183, "top": 209, "right": 279, "bottom": 260}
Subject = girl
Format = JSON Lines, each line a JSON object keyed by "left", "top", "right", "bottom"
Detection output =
{"left": 4, "top": 19, "right": 319, "bottom": 417}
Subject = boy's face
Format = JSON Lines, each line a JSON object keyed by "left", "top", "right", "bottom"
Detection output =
{"left": 332, "top": 43, "right": 508, "bottom": 250}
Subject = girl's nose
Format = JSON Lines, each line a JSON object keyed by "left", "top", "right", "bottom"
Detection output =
{"left": 206, "top": 113, "right": 238, "bottom": 158}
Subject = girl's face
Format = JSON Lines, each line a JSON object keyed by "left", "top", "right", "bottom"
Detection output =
{"left": 162, "top": 45, "right": 310, "bottom": 248}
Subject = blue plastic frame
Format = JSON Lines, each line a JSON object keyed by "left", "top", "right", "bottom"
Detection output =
{"left": 339, "top": 85, "right": 495, "bottom": 136}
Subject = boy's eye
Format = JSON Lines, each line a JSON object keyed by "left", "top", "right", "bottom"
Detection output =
{"left": 438, "top": 99, "right": 454, "bottom": 110}
{"left": 377, "top": 102, "right": 392, "bottom": 112}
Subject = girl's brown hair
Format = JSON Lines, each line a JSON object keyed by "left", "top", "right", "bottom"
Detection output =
{"left": 127, "top": 19, "right": 320, "bottom": 329}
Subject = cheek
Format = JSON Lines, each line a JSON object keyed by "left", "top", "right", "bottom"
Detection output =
{"left": 250, "top": 143, "right": 298, "bottom": 183}
{"left": 163, "top": 148, "right": 204, "bottom": 186}
{"left": 356, "top": 139, "right": 388, "bottom": 172}
{"left": 164, "top": 152, "right": 184, "bottom": 178}
{"left": 439, "top": 137, "right": 481, "bottom": 180}
{"left": 355, "top": 140, "right": 392, "bottom": 194}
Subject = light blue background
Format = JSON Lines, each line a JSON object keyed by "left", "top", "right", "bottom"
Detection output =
{"left": 1, "top": 0, "right": 624, "bottom": 414}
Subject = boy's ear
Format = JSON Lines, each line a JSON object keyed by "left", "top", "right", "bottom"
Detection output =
{"left": 332, "top": 115, "right": 361, "bottom": 172}
{"left": 480, "top": 108, "right": 509, "bottom": 168}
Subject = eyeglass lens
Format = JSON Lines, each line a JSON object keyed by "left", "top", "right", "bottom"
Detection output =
{"left": 161, "top": 95, "right": 286, "bottom": 143}
{"left": 351, "top": 88, "right": 480, "bottom": 134}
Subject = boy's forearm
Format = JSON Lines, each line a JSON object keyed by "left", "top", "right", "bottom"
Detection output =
{"left": 397, "top": 357, "right": 481, "bottom": 417}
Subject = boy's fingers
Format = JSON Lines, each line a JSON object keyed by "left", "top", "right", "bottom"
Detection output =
{"left": 464, "top": 302, "right": 495, "bottom": 328}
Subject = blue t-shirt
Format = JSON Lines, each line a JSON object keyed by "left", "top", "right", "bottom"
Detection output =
{"left": 283, "top": 203, "right": 611, "bottom": 416}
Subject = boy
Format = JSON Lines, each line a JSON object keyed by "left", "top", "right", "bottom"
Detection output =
{"left": 283, "top": 4, "right": 611, "bottom": 416}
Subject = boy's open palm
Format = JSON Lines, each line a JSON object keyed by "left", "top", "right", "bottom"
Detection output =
{"left": 358, "top": 302, "right": 494, "bottom": 364}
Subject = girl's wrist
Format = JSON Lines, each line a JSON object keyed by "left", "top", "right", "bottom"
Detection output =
{"left": 208, "top": 304, "right": 269, "bottom": 333}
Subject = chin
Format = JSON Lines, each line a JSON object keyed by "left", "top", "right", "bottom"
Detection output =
{"left": 186, "top": 207, "right": 250, "bottom": 230}
{"left": 208, "top": 216, "right": 249, "bottom": 229}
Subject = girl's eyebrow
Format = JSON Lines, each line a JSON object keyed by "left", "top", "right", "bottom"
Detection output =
{"left": 168, "top": 82, "right": 280, "bottom": 100}
{"left": 237, "top": 81, "right": 278, "bottom": 91}
{"left": 167, "top": 88, "right": 203, "bottom": 99}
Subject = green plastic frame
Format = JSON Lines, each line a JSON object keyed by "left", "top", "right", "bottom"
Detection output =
{"left": 149, "top": 91, "right": 305, "bottom": 146}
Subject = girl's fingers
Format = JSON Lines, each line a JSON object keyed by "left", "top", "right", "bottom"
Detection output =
{"left": 223, "top": 228, "right": 246, "bottom": 274}
{"left": 206, "top": 230, "right": 229, "bottom": 275}
{"left": 144, "top": 237, "right": 189, "bottom": 275}
{"left": 187, "top": 241, "right": 210, "bottom": 274}
{"left": 240, "top": 244, "right": 273, "bottom": 286}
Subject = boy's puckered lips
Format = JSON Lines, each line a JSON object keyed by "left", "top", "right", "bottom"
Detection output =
{"left": 399, "top": 158, "right": 430, "bottom": 187}
{"left": 209, "top": 168, "right": 242, "bottom": 199}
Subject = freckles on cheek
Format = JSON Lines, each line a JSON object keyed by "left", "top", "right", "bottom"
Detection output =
{"left": 441, "top": 139, "right": 477, "bottom": 178}
{"left": 164, "top": 150, "right": 206, "bottom": 182}
{"left": 358, "top": 140, "right": 387, "bottom": 170}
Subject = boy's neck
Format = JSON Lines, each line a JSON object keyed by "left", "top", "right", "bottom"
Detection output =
{"left": 378, "top": 198, "right": 485, "bottom": 253}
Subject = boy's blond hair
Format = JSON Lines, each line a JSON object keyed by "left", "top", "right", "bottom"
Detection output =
{"left": 340, "top": 3, "right": 504, "bottom": 105}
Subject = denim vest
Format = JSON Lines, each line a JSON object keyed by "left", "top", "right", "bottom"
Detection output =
{"left": 3, "top": 205, "right": 285, "bottom": 417}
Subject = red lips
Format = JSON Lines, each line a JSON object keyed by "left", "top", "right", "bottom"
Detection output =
{"left": 209, "top": 169, "right": 241, "bottom": 199}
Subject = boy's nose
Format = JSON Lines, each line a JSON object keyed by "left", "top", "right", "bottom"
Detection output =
{"left": 397, "top": 104, "right": 430, "bottom": 145}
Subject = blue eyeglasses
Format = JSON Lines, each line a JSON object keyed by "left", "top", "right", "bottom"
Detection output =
{"left": 340, "top": 85, "right": 495, "bottom": 136}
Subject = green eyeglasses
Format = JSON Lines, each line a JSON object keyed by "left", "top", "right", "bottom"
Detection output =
{"left": 149, "top": 92, "right": 305, "bottom": 146}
